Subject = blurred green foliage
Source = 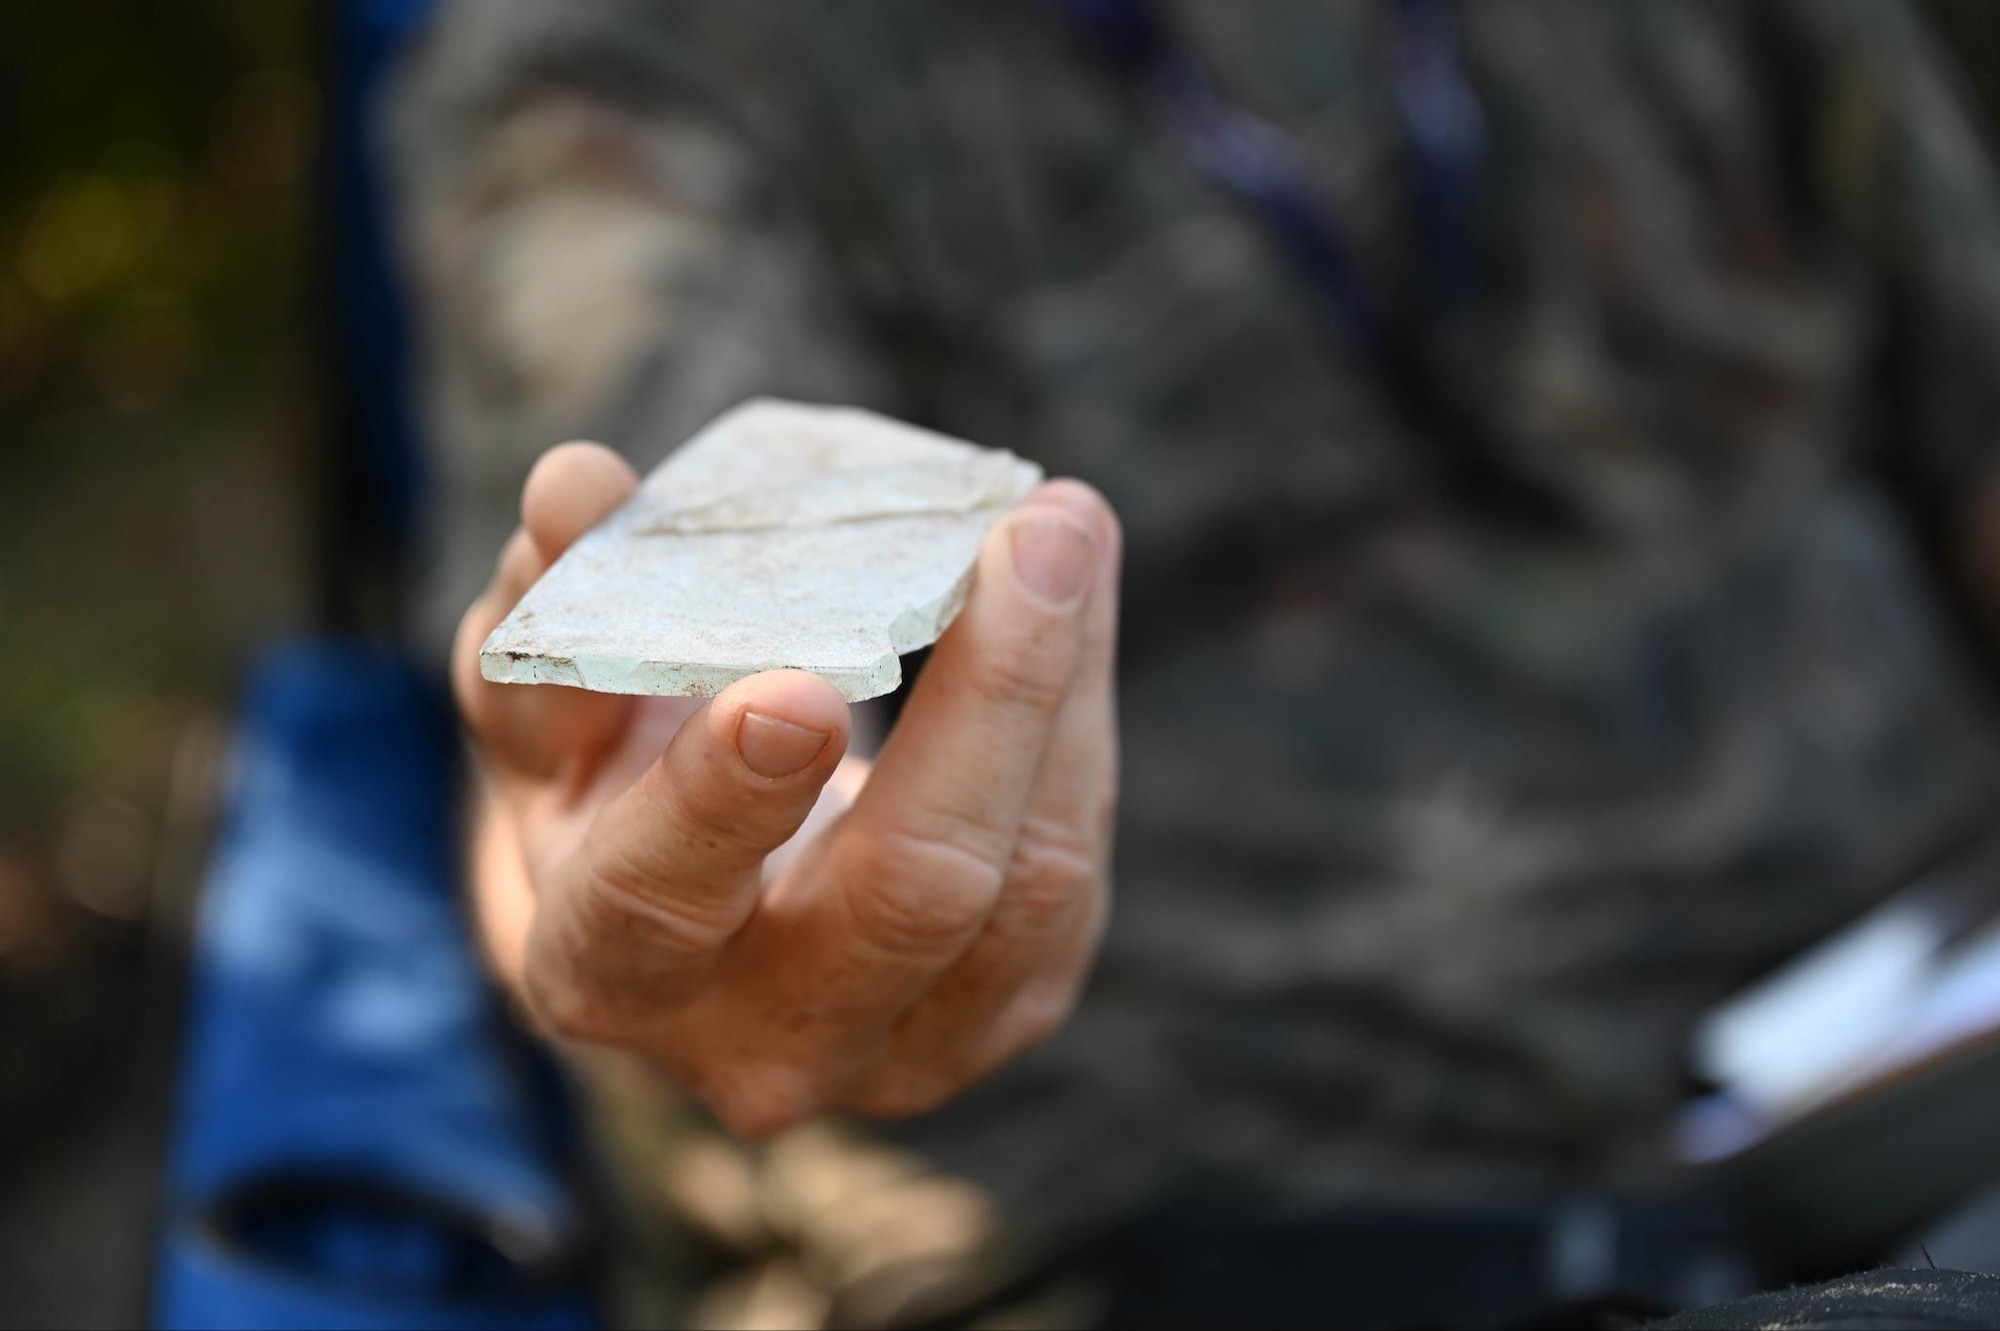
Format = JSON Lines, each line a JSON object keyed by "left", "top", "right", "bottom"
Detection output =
{"left": 0, "top": 0, "right": 318, "bottom": 946}
{"left": 0, "top": 0, "right": 321, "bottom": 1199}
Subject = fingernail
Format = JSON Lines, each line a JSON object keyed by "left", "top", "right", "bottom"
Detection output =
{"left": 736, "top": 711, "right": 831, "bottom": 778}
{"left": 1011, "top": 518, "right": 1095, "bottom": 610}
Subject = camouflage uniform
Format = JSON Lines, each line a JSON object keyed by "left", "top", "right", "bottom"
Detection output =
{"left": 389, "top": 1, "right": 2000, "bottom": 1320}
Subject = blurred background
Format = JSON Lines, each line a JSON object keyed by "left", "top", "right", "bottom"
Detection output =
{"left": 0, "top": 2, "right": 318, "bottom": 1323}
{"left": 6, "top": 2, "right": 2000, "bottom": 1327}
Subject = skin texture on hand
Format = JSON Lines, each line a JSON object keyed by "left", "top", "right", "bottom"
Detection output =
{"left": 455, "top": 441, "right": 1122, "bottom": 1136}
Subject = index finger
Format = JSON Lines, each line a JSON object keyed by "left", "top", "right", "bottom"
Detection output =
{"left": 453, "top": 441, "right": 638, "bottom": 786}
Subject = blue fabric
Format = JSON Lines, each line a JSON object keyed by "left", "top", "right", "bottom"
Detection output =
{"left": 153, "top": 644, "right": 596, "bottom": 1330}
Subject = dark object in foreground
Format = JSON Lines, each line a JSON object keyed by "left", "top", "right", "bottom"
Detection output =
{"left": 1651, "top": 1266, "right": 2000, "bottom": 1330}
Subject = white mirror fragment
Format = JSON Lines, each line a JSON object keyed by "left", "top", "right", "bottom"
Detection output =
{"left": 479, "top": 399, "right": 1044, "bottom": 702}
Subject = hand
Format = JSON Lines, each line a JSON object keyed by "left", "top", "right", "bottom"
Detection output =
{"left": 455, "top": 442, "right": 1121, "bottom": 1136}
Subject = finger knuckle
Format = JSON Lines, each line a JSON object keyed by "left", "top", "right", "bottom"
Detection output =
{"left": 1007, "top": 988, "right": 1078, "bottom": 1053}
{"left": 850, "top": 1072, "right": 959, "bottom": 1122}
{"left": 838, "top": 831, "right": 1004, "bottom": 955}
{"left": 958, "top": 995, "right": 1076, "bottom": 1084}
{"left": 962, "top": 631, "right": 1071, "bottom": 717}
{"left": 673, "top": 763, "right": 782, "bottom": 858}
{"left": 701, "top": 1069, "right": 825, "bottom": 1140}
{"left": 1004, "top": 819, "right": 1100, "bottom": 933}
{"left": 523, "top": 962, "right": 628, "bottom": 1047}
{"left": 583, "top": 844, "right": 748, "bottom": 962}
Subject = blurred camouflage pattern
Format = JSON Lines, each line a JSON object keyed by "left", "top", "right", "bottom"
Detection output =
{"left": 391, "top": 0, "right": 2000, "bottom": 1316}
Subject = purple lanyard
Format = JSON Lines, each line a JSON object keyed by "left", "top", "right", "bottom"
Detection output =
{"left": 1052, "top": 0, "right": 1580, "bottom": 528}
{"left": 1052, "top": 0, "right": 1486, "bottom": 355}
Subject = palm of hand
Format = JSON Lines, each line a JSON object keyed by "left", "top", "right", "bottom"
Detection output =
{"left": 459, "top": 442, "right": 1119, "bottom": 1134}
